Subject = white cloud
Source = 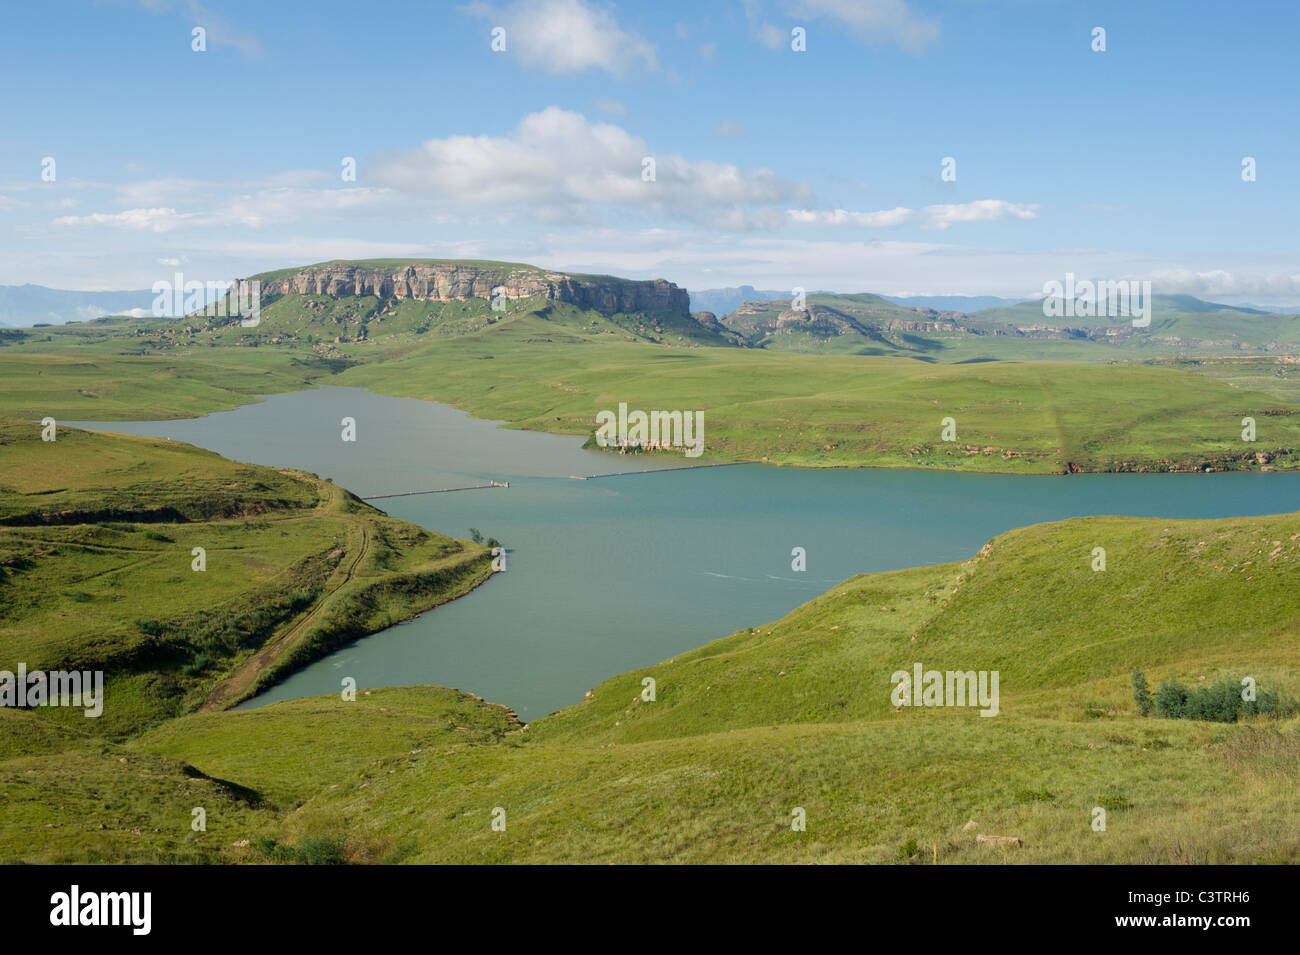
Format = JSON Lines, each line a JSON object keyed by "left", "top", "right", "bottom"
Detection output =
{"left": 51, "top": 187, "right": 407, "bottom": 233}
{"left": 369, "top": 107, "right": 801, "bottom": 226}
{"left": 746, "top": 0, "right": 937, "bottom": 53}
{"left": 921, "top": 199, "right": 1040, "bottom": 230}
{"left": 787, "top": 206, "right": 914, "bottom": 228}
{"left": 111, "top": 177, "right": 214, "bottom": 206}
{"left": 791, "top": 0, "right": 939, "bottom": 53}
{"left": 757, "top": 22, "right": 786, "bottom": 50}
{"left": 131, "top": 1, "right": 263, "bottom": 57}
{"left": 54, "top": 207, "right": 193, "bottom": 232}
{"left": 786, "top": 201, "right": 1038, "bottom": 230}
{"left": 715, "top": 120, "right": 747, "bottom": 138}
{"left": 464, "top": 0, "right": 656, "bottom": 76}
{"left": 1145, "top": 269, "right": 1300, "bottom": 299}
{"left": 594, "top": 96, "right": 627, "bottom": 116}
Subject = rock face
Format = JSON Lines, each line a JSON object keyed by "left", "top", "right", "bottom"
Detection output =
{"left": 259, "top": 262, "right": 691, "bottom": 319}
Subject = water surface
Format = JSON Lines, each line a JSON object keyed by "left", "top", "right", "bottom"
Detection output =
{"left": 75, "top": 386, "right": 1300, "bottom": 719}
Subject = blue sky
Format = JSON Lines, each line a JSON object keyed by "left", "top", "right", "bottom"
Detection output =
{"left": 1, "top": 0, "right": 1296, "bottom": 303}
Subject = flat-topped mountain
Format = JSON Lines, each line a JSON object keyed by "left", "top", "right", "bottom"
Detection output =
{"left": 254, "top": 259, "right": 691, "bottom": 319}
{"left": 118, "top": 258, "right": 728, "bottom": 349}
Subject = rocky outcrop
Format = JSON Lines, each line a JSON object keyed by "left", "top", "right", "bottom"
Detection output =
{"left": 258, "top": 262, "right": 691, "bottom": 319}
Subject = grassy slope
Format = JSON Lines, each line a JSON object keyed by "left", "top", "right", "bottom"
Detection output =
{"left": 0, "top": 419, "right": 494, "bottom": 736}
{"left": 337, "top": 330, "right": 1300, "bottom": 472}
{"left": 0, "top": 348, "right": 334, "bottom": 421}
{"left": 9, "top": 509, "right": 1284, "bottom": 864}
{"left": 0, "top": 687, "right": 519, "bottom": 864}
{"left": 4, "top": 286, "right": 1300, "bottom": 474}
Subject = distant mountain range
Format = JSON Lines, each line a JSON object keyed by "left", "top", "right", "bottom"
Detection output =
{"left": 688, "top": 286, "right": 1024, "bottom": 316}
{"left": 0, "top": 284, "right": 157, "bottom": 327}
{"left": 712, "top": 290, "right": 1300, "bottom": 357}
{"left": 688, "top": 286, "right": 791, "bottom": 316}
{"left": 880, "top": 294, "right": 1024, "bottom": 311}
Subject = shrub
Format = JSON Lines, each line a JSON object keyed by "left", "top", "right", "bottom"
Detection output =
{"left": 1149, "top": 675, "right": 1295, "bottom": 723}
{"left": 1154, "top": 678, "right": 1189, "bottom": 719}
{"left": 254, "top": 834, "right": 349, "bottom": 865}
{"left": 1131, "top": 670, "right": 1153, "bottom": 717}
{"left": 1097, "top": 791, "right": 1132, "bottom": 811}
{"left": 1014, "top": 788, "right": 1054, "bottom": 803}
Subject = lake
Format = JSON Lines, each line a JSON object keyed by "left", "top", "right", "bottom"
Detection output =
{"left": 74, "top": 386, "right": 1300, "bottom": 720}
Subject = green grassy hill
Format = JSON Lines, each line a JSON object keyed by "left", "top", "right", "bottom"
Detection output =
{"left": 4, "top": 508, "right": 1292, "bottom": 864}
{"left": 0, "top": 420, "right": 494, "bottom": 737}
{"left": 719, "top": 292, "right": 963, "bottom": 356}
{"left": 966, "top": 295, "right": 1300, "bottom": 350}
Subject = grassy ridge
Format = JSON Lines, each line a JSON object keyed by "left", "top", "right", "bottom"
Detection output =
{"left": 230, "top": 510, "right": 1300, "bottom": 863}
{"left": 337, "top": 333, "right": 1300, "bottom": 472}
{"left": 2, "top": 508, "right": 1289, "bottom": 864}
{"left": 0, "top": 349, "right": 333, "bottom": 421}
{"left": 0, "top": 421, "right": 494, "bottom": 736}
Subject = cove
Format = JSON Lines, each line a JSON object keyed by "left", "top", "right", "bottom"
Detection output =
{"left": 72, "top": 386, "right": 1300, "bottom": 720}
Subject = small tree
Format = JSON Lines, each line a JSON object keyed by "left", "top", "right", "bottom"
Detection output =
{"left": 1154, "top": 677, "right": 1189, "bottom": 719}
{"left": 468, "top": 528, "right": 484, "bottom": 544}
{"left": 1132, "top": 669, "right": 1153, "bottom": 717}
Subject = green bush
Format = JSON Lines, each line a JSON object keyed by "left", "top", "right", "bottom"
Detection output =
{"left": 1148, "top": 675, "right": 1294, "bottom": 723}
{"left": 254, "top": 834, "right": 349, "bottom": 865}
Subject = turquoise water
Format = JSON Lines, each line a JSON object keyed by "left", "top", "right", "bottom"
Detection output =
{"left": 75, "top": 387, "right": 1300, "bottom": 720}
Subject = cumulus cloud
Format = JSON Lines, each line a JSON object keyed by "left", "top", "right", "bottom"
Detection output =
{"left": 369, "top": 107, "right": 802, "bottom": 227}
{"left": 464, "top": 0, "right": 656, "bottom": 76}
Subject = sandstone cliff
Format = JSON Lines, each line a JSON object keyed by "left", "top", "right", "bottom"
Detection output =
{"left": 257, "top": 261, "right": 691, "bottom": 319}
